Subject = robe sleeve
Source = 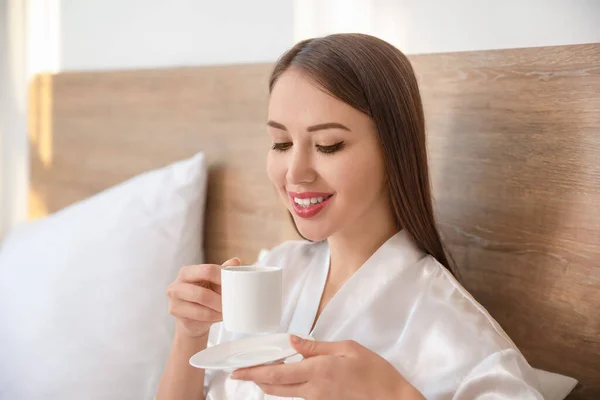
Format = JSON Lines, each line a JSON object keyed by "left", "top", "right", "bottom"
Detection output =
{"left": 452, "top": 349, "right": 544, "bottom": 399}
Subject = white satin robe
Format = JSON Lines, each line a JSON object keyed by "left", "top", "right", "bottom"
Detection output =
{"left": 204, "top": 230, "right": 544, "bottom": 399}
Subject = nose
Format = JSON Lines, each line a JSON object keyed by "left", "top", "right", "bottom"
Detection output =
{"left": 286, "top": 145, "right": 316, "bottom": 185}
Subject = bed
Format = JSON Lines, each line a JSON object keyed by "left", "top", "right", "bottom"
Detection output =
{"left": 27, "top": 43, "right": 600, "bottom": 398}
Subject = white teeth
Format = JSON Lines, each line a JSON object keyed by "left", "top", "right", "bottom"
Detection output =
{"left": 293, "top": 196, "right": 330, "bottom": 207}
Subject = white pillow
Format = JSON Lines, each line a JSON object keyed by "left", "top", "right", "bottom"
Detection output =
{"left": 0, "top": 152, "right": 207, "bottom": 400}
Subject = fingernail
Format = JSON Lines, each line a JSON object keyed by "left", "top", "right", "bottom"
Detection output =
{"left": 291, "top": 335, "right": 302, "bottom": 344}
{"left": 231, "top": 371, "right": 239, "bottom": 380}
{"left": 222, "top": 257, "right": 240, "bottom": 267}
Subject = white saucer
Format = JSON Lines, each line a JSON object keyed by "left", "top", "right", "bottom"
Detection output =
{"left": 189, "top": 333, "right": 312, "bottom": 371}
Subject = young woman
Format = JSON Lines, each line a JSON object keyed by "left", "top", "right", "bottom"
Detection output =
{"left": 157, "top": 34, "right": 543, "bottom": 400}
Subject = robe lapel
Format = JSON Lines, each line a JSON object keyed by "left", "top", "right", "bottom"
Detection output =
{"left": 310, "top": 230, "right": 425, "bottom": 339}
{"left": 287, "top": 241, "right": 330, "bottom": 337}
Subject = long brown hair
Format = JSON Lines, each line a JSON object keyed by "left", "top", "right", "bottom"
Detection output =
{"left": 269, "top": 33, "right": 457, "bottom": 278}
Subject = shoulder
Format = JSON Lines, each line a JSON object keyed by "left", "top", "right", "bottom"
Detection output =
{"left": 390, "top": 256, "right": 537, "bottom": 395}
{"left": 417, "top": 255, "right": 518, "bottom": 350}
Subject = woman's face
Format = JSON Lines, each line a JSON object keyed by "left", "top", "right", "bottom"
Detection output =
{"left": 267, "top": 69, "right": 391, "bottom": 242}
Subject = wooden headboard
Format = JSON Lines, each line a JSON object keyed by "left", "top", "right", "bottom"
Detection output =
{"left": 28, "top": 44, "right": 600, "bottom": 398}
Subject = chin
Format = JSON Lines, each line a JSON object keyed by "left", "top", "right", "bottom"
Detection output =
{"left": 293, "top": 218, "right": 333, "bottom": 242}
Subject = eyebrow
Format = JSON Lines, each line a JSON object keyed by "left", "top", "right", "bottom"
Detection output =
{"left": 266, "top": 120, "right": 351, "bottom": 132}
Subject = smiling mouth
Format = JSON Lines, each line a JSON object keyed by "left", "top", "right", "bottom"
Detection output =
{"left": 292, "top": 194, "right": 334, "bottom": 207}
{"left": 287, "top": 192, "right": 334, "bottom": 219}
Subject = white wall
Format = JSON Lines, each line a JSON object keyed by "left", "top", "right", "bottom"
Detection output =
{"left": 59, "top": 0, "right": 600, "bottom": 74}
{"left": 2, "top": 0, "right": 600, "bottom": 238}
{"left": 0, "top": 0, "right": 7, "bottom": 239}
{"left": 0, "top": 0, "right": 29, "bottom": 240}
{"left": 294, "top": 0, "right": 600, "bottom": 54}
{"left": 60, "top": 0, "right": 294, "bottom": 71}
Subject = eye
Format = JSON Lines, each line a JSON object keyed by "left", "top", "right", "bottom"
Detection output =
{"left": 271, "top": 142, "right": 292, "bottom": 152}
{"left": 316, "top": 141, "right": 345, "bottom": 154}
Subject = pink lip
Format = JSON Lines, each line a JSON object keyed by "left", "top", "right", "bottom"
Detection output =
{"left": 288, "top": 191, "right": 334, "bottom": 219}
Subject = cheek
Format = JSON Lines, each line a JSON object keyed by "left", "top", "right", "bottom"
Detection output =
{"left": 266, "top": 153, "right": 286, "bottom": 188}
{"left": 326, "top": 148, "right": 385, "bottom": 197}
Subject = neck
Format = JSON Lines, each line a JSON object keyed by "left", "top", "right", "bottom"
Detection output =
{"left": 327, "top": 201, "right": 398, "bottom": 282}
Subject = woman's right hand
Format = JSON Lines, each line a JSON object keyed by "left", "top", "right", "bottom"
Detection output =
{"left": 167, "top": 257, "right": 241, "bottom": 338}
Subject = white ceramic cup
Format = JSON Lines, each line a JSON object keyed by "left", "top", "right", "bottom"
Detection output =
{"left": 221, "top": 266, "right": 282, "bottom": 334}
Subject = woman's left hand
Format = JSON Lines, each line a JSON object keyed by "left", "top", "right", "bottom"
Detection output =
{"left": 231, "top": 335, "right": 425, "bottom": 400}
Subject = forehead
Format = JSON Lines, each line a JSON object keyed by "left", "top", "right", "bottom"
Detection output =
{"left": 268, "top": 69, "right": 364, "bottom": 127}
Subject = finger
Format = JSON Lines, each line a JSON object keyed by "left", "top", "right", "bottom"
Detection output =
{"left": 170, "top": 282, "right": 222, "bottom": 312}
{"left": 169, "top": 300, "right": 222, "bottom": 322}
{"left": 231, "top": 360, "right": 312, "bottom": 385}
{"left": 211, "top": 258, "right": 241, "bottom": 295}
{"left": 291, "top": 336, "right": 358, "bottom": 358}
{"left": 221, "top": 257, "right": 241, "bottom": 268}
{"left": 256, "top": 383, "right": 309, "bottom": 398}
{"left": 179, "top": 264, "right": 222, "bottom": 285}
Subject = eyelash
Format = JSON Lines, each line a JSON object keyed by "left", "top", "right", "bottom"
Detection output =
{"left": 271, "top": 141, "right": 346, "bottom": 154}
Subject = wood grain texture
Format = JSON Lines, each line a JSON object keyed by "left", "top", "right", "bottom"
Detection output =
{"left": 28, "top": 64, "right": 300, "bottom": 266}
{"left": 28, "top": 43, "right": 600, "bottom": 398}
{"left": 411, "top": 44, "right": 600, "bottom": 399}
